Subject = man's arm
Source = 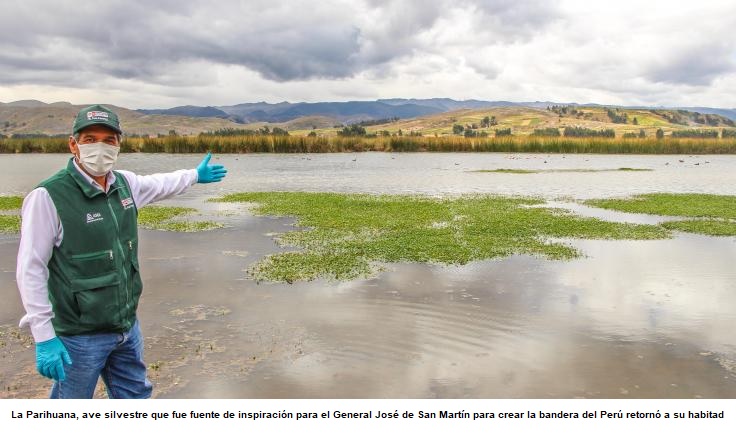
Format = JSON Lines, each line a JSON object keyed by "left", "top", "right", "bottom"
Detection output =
{"left": 118, "top": 153, "right": 226, "bottom": 208}
{"left": 117, "top": 169, "right": 198, "bottom": 208}
{"left": 16, "top": 188, "right": 60, "bottom": 343}
{"left": 17, "top": 188, "right": 72, "bottom": 381}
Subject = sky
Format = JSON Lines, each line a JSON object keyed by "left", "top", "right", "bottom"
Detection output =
{"left": 1, "top": 0, "right": 735, "bottom": 109}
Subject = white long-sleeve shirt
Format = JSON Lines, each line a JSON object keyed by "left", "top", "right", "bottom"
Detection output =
{"left": 16, "top": 159, "right": 199, "bottom": 343}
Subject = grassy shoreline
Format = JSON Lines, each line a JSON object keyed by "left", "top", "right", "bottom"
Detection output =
{"left": 2, "top": 135, "right": 736, "bottom": 154}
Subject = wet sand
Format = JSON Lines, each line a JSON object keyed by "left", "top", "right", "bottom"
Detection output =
{"left": 1, "top": 153, "right": 735, "bottom": 398}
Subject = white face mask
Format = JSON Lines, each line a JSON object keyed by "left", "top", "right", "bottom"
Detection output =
{"left": 75, "top": 141, "right": 120, "bottom": 177}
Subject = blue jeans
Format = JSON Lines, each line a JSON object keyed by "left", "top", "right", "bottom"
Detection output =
{"left": 50, "top": 320, "right": 152, "bottom": 399}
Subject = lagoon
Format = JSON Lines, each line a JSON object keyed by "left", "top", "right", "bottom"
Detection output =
{"left": 0, "top": 152, "right": 734, "bottom": 198}
{"left": 1, "top": 153, "right": 735, "bottom": 398}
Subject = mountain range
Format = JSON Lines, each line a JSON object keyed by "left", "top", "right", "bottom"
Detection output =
{"left": 2, "top": 98, "right": 735, "bottom": 137}
{"left": 136, "top": 98, "right": 736, "bottom": 124}
{"left": 139, "top": 100, "right": 443, "bottom": 123}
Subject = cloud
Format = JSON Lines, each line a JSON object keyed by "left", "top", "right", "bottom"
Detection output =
{"left": 645, "top": 43, "right": 736, "bottom": 86}
{"left": 0, "top": 0, "right": 735, "bottom": 107}
{"left": 467, "top": 0, "right": 561, "bottom": 41}
{"left": 0, "top": 0, "right": 561, "bottom": 85}
{"left": 0, "top": 1, "right": 364, "bottom": 83}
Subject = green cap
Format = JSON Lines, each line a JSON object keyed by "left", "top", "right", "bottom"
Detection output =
{"left": 72, "top": 104, "right": 122, "bottom": 135}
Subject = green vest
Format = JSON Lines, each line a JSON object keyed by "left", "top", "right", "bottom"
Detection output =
{"left": 39, "top": 158, "right": 142, "bottom": 336}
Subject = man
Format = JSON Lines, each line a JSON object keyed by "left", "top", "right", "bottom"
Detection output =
{"left": 16, "top": 104, "right": 227, "bottom": 398}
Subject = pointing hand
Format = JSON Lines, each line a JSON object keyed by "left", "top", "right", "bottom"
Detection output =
{"left": 196, "top": 153, "right": 227, "bottom": 183}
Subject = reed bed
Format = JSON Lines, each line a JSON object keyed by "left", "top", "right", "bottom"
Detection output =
{"left": 2, "top": 135, "right": 736, "bottom": 154}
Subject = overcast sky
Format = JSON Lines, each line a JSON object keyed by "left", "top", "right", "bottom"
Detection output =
{"left": 1, "top": 0, "right": 735, "bottom": 108}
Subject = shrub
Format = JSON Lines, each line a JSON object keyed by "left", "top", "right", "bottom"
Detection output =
{"left": 495, "top": 128, "right": 512, "bottom": 137}
{"left": 531, "top": 128, "right": 561, "bottom": 137}
{"left": 563, "top": 127, "right": 615, "bottom": 138}
{"left": 671, "top": 129, "right": 719, "bottom": 138}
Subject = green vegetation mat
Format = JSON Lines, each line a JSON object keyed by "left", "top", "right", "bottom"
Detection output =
{"left": 0, "top": 215, "right": 20, "bottom": 233}
{"left": 138, "top": 206, "right": 222, "bottom": 232}
{"left": 473, "top": 168, "right": 652, "bottom": 174}
{"left": 0, "top": 196, "right": 23, "bottom": 233}
{"left": 661, "top": 220, "right": 736, "bottom": 236}
{"left": 585, "top": 193, "right": 736, "bottom": 218}
{"left": 0, "top": 199, "right": 221, "bottom": 234}
{"left": 215, "top": 192, "right": 669, "bottom": 282}
{"left": 585, "top": 193, "right": 736, "bottom": 236}
{"left": 0, "top": 196, "right": 22, "bottom": 211}
{"left": 473, "top": 169, "right": 538, "bottom": 174}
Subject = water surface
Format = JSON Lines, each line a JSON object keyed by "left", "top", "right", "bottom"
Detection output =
{"left": 1, "top": 153, "right": 734, "bottom": 398}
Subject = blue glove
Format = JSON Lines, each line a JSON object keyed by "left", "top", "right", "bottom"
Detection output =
{"left": 36, "top": 337, "right": 72, "bottom": 381}
{"left": 196, "top": 153, "right": 227, "bottom": 183}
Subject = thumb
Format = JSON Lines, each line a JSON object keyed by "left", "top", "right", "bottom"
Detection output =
{"left": 201, "top": 152, "right": 212, "bottom": 166}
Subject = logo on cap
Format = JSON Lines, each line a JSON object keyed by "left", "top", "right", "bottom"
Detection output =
{"left": 87, "top": 111, "right": 110, "bottom": 121}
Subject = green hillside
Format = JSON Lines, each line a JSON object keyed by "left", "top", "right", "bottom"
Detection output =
{"left": 288, "top": 106, "right": 735, "bottom": 137}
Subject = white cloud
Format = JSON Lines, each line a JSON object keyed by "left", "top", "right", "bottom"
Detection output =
{"left": 0, "top": 0, "right": 734, "bottom": 107}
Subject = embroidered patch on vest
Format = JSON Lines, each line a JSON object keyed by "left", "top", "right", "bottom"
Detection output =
{"left": 86, "top": 212, "right": 103, "bottom": 223}
{"left": 121, "top": 197, "right": 134, "bottom": 209}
